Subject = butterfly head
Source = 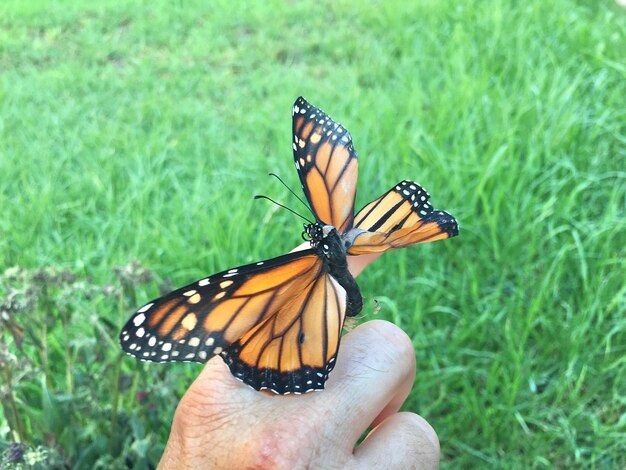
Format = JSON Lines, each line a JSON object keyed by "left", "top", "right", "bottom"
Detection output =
{"left": 302, "top": 224, "right": 347, "bottom": 273}
{"left": 303, "top": 222, "right": 321, "bottom": 244}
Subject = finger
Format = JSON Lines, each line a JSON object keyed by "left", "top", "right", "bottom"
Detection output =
{"left": 320, "top": 320, "right": 416, "bottom": 442}
{"left": 290, "top": 241, "right": 312, "bottom": 253}
{"left": 166, "top": 358, "right": 263, "bottom": 468}
{"left": 369, "top": 369, "right": 413, "bottom": 429}
{"left": 174, "top": 357, "right": 259, "bottom": 430}
{"left": 347, "top": 252, "right": 382, "bottom": 278}
{"left": 354, "top": 412, "right": 440, "bottom": 470}
{"left": 190, "top": 356, "right": 256, "bottom": 401}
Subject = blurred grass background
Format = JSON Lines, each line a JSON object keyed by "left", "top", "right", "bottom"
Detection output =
{"left": 1, "top": 0, "right": 625, "bottom": 468}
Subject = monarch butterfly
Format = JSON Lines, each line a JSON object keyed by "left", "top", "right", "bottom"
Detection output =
{"left": 120, "top": 97, "right": 458, "bottom": 394}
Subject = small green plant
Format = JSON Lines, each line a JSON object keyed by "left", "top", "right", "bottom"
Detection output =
{"left": 0, "top": 263, "right": 193, "bottom": 468}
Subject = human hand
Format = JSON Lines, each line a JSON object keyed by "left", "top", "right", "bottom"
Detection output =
{"left": 158, "top": 251, "right": 440, "bottom": 469}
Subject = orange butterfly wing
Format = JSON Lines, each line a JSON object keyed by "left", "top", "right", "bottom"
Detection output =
{"left": 222, "top": 273, "right": 347, "bottom": 394}
{"left": 293, "top": 96, "right": 358, "bottom": 233}
{"left": 120, "top": 250, "right": 348, "bottom": 393}
{"left": 120, "top": 251, "right": 322, "bottom": 364}
{"left": 346, "top": 180, "right": 458, "bottom": 255}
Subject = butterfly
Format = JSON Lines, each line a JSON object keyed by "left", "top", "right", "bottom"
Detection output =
{"left": 120, "top": 97, "right": 458, "bottom": 394}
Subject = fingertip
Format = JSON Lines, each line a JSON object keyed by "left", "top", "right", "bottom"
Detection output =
{"left": 354, "top": 412, "right": 440, "bottom": 470}
{"left": 410, "top": 413, "right": 440, "bottom": 453}
{"left": 352, "top": 320, "right": 417, "bottom": 373}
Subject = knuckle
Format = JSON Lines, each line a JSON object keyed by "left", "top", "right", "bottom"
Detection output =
{"left": 349, "top": 320, "right": 416, "bottom": 376}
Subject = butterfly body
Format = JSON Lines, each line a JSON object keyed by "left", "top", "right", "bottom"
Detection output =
{"left": 307, "top": 222, "right": 363, "bottom": 318}
{"left": 120, "top": 97, "right": 458, "bottom": 394}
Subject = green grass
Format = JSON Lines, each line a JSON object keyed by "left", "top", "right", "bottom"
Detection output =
{"left": 1, "top": 0, "right": 625, "bottom": 467}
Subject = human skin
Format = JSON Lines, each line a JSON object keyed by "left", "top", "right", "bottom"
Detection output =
{"left": 158, "top": 250, "right": 440, "bottom": 469}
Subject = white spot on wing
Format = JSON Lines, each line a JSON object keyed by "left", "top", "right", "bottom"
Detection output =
{"left": 133, "top": 313, "right": 146, "bottom": 326}
{"left": 138, "top": 303, "right": 153, "bottom": 313}
{"left": 136, "top": 327, "right": 145, "bottom": 338}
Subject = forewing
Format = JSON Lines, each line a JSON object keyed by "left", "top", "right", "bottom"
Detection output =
{"left": 120, "top": 250, "right": 323, "bottom": 363}
{"left": 346, "top": 180, "right": 458, "bottom": 255}
{"left": 292, "top": 96, "right": 358, "bottom": 233}
{"left": 221, "top": 273, "right": 347, "bottom": 394}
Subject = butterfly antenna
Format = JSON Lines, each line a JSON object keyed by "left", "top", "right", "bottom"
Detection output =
{"left": 254, "top": 195, "right": 313, "bottom": 224}
{"left": 268, "top": 172, "right": 313, "bottom": 216}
